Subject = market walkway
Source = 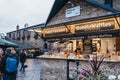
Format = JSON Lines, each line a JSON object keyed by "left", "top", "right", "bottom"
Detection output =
{"left": 17, "top": 59, "right": 40, "bottom": 80}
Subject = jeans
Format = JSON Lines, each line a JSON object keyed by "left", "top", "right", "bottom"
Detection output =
{"left": 20, "top": 62, "right": 25, "bottom": 71}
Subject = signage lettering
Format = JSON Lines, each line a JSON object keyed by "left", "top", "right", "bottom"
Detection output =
{"left": 44, "top": 20, "right": 115, "bottom": 37}
{"left": 75, "top": 20, "right": 114, "bottom": 32}
{"left": 45, "top": 27, "right": 66, "bottom": 34}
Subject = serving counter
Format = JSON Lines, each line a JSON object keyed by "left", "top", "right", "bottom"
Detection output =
{"left": 38, "top": 55, "right": 120, "bottom": 80}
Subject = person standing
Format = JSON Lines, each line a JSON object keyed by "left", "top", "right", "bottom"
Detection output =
{"left": 19, "top": 50, "right": 27, "bottom": 71}
{"left": 2, "top": 47, "right": 19, "bottom": 80}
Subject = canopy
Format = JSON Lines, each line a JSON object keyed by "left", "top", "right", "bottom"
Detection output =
{"left": 0, "top": 38, "right": 18, "bottom": 47}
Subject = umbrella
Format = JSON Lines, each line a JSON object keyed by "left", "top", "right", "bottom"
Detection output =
{"left": 0, "top": 38, "right": 18, "bottom": 47}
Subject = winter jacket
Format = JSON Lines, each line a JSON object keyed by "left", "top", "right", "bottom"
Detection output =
{"left": 1, "top": 53, "right": 19, "bottom": 74}
{"left": 20, "top": 52, "right": 26, "bottom": 63}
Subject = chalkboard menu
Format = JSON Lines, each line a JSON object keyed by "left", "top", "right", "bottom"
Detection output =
{"left": 83, "top": 39, "right": 92, "bottom": 54}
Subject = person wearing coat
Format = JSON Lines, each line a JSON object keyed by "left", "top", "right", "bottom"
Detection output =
{"left": 2, "top": 47, "right": 19, "bottom": 80}
{"left": 19, "top": 50, "right": 27, "bottom": 71}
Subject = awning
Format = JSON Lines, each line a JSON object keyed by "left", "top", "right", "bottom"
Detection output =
{"left": 0, "top": 38, "right": 18, "bottom": 47}
{"left": 44, "top": 29, "right": 120, "bottom": 41}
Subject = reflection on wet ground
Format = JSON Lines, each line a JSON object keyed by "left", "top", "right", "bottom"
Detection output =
{"left": 17, "top": 59, "right": 40, "bottom": 80}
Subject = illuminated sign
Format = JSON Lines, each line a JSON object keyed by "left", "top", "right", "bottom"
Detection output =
{"left": 75, "top": 20, "right": 114, "bottom": 32}
{"left": 44, "top": 26, "right": 69, "bottom": 35}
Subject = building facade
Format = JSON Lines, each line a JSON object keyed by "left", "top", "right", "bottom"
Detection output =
{"left": 6, "top": 23, "right": 45, "bottom": 50}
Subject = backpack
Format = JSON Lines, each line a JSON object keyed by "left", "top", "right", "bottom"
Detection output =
{"left": 6, "top": 56, "right": 17, "bottom": 72}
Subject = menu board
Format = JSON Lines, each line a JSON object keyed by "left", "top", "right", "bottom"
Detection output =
{"left": 83, "top": 39, "right": 92, "bottom": 54}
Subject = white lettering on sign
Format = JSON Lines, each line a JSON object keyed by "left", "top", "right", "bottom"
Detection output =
{"left": 75, "top": 20, "right": 114, "bottom": 31}
{"left": 45, "top": 27, "right": 66, "bottom": 34}
{"left": 65, "top": 6, "right": 80, "bottom": 18}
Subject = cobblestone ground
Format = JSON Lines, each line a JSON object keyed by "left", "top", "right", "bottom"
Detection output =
{"left": 17, "top": 59, "right": 40, "bottom": 80}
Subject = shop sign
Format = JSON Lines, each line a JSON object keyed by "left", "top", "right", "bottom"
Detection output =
{"left": 65, "top": 6, "right": 80, "bottom": 18}
{"left": 75, "top": 20, "right": 114, "bottom": 32}
{"left": 44, "top": 27, "right": 69, "bottom": 36}
{"left": 45, "top": 28, "right": 65, "bottom": 34}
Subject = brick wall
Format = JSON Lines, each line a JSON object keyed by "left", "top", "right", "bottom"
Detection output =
{"left": 40, "top": 58, "right": 120, "bottom": 80}
{"left": 47, "top": 0, "right": 112, "bottom": 26}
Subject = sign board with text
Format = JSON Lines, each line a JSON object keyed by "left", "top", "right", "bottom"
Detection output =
{"left": 75, "top": 20, "right": 114, "bottom": 32}
{"left": 65, "top": 6, "right": 80, "bottom": 18}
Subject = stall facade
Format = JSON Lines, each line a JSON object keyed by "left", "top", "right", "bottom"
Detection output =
{"left": 39, "top": 0, "right": 120, "bottom": 80}
{"left": 43, "top": 17, "right": 120, "bottom": 55}
{"left": 42, "top": 0, "right": 120, "bottom": 58}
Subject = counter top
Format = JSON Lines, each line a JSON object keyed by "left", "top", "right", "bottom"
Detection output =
{"left": 37, "top": 55, "right": 120, "bottom": 63}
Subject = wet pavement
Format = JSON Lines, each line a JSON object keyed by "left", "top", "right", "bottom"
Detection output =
{"left": 17, "top": 59, "right": 40, "bottom": 80}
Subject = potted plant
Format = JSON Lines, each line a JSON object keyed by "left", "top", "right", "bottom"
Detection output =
{"left": 74, "top": 53, "right": 107, "bottom": 80}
